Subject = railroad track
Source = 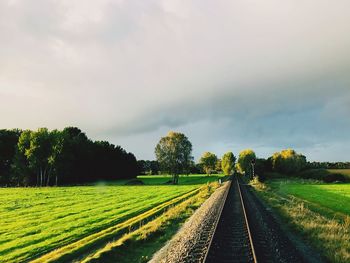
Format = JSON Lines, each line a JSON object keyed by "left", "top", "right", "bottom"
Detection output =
{"left": 204, "top": 176, "right": 257, "bottom": 263}
{"left": 202, "top": 175, "right": 317, "bottom": 263}
{"left": 150, "top": 175, "right": 323, "bottom": 263}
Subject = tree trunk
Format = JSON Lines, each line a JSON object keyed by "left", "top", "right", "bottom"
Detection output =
{"left": 42, "top": 168, "right": 45, "bottom": 187}
{"left": 44, "top": 167, "right": 47, "bottom": 186}
{"left": 40, "top": 168, "right": 43, "bottom": 187}
{"left": 172, "top": 174, "right": 179, "bottom": 185}
{"left": 55, "top": 175, "right": 58, "bottom": 186}
{"left": 47, "top": 166, "right": 53, "bottom": 186}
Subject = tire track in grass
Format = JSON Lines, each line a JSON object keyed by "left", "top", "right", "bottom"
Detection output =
{"left": 2, "top": 188, "right": 190, "bottom": 234}
{"left": 81, "top": 184, "right": 221, "bottom": 263}
{"left": 30, "top": 188, "right": 201, "bottom": 263}
{"left": 1, "top": 187, "right": 198, "bottom": 262}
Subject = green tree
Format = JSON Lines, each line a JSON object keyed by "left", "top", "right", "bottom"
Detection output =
{"left": 0, "top": 126, "right": 139, "bottom": 187}
{"left": 271, "top": 149, "right": 306, "bottom": 174}
{"left": 216, "top": 159, "right": 222, "bottom": 173}
{"left": 25, "top": 128, "right": 53, "bottom": 186}
{"left": 221, "top": 152, "right": 236, "bottom": 176}
{"left": 155, "top": 131, "right": 193, "bottom": 184}
{"left": 0, "top": 129, "right": 21, "bottom": 185}
{"left": 199, "top": 152, "right": 218, "bottom": 176}
{"left": 57, "top": 127, "right": 90, "bottom": 184}
{"left": 254, "top": 158, "right": 273, "bottom": 181}
{"left": 12, "top": 130, "right": 33, "bottom": 186}
{"left": 47, "top": 130, "right": 64, "bottom": 186}
{"left": 237, "top": 149, "right": 256, "bottom": 178}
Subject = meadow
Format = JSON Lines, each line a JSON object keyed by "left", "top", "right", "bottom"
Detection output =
{"left": 137, "top": 174, "right": 224, "bottom": 185}
{"left": 271, "top": 181, "right": 350, "bottom": 215}
{"left": 0, "top": 174, "right": 223, "bottom": 262}
{"left": 252, "top": 178, "right": 350, "bottom": 262}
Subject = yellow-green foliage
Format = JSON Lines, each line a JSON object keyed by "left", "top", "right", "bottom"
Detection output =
{"left": 271, "top": 149, "right": 306, "bottom": 174}
{"left": 237, "top": 149, "right": 256, "bottom": 175}
{"left": 249, "top": 176, "right": 267, "bottom": 191}
{"left": 252, "top": 180, "right": 350, "bottom": 263}
{"left": 221, "top": 152, "right": 236, "bottom": 176}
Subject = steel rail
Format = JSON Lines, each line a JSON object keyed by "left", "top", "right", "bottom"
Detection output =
{"left": 202, "top": 180, "right": 232, "bottom": 262}
{"left": 237, "top": 177, "right": 258, "bottom": 263}
{"left": 203, "top": 176, "right": 258, "bottom": 263}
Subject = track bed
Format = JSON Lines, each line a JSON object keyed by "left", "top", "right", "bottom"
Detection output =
{"left": 204, "top": 176, "right": 321, "bottom": 263}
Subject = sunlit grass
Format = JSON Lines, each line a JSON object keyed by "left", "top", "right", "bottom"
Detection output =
{"left": 272, "top": 181, "right": 350, "bottom": 215}
{"left": 81, "top": 182, "right": 219, "bottom": 263}
{"left": 252, "top": 179, "right": 350, "bottom": 263}
{"left": 0, "top": 174, "right": 221, "bottom": 262}
{"left": 137, "top": 174, "right": 224, "bottom": 185}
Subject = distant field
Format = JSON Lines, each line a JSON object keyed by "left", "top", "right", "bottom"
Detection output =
{"left": 137, "top": 174, "right": 224, "bottom": 185}
{"left": 0, "top": 174, "right": 221, "bottom": 262}
{"left": 274, "top": 181, "right": 350, "bottom": 215}
{"left": 327, "top": 169, "right": 350, "bottom": 180}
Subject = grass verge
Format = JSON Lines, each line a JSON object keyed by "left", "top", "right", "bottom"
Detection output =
{"left": 81, "top": 182, "right": 220, "bottom": 263}
{"left": 250, "top": 179, "right": 350, "bottom": 263}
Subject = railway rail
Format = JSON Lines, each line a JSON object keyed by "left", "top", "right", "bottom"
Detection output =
{"left": 204, "top": 176, "right": 257, "bottom": 263}
{"left": 203, "top": 175, "right": 311, "bottom": 263}
{"left": 149, "top": 175, "right": 325, "bottom": 263}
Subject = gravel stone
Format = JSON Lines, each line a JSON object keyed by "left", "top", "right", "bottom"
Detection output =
{"left": 149, "top": 182, "right": 230, "bottom": 263}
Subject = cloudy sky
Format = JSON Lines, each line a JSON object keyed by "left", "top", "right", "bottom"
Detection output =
{"left": 1, "top": 0, "right": 349, "bottom": 161}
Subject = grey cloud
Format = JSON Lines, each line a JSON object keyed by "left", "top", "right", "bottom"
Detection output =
{"left": 1, "top": 0, "right": 350, "bottom": 161}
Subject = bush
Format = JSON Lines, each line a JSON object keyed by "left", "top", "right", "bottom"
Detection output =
{"left": 263, "top": 172, "right": 287, "bottom": 180}
{"left": 295, "top": 169, "right": 346, "bottom": 183}
{"left": 297, "top": 169, "right": 329, "bottom": 180}
{"left": 323, "top": 173, "right": 346, "bottom": 183}
{"left": 254, "top": 158, "right": 273, "bottom": 181}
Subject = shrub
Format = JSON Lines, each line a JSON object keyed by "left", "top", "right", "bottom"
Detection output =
{"left": 297, "top": 169, "right": 329, "bottom": 180}
{"left": 296, "top": 169, "right": 346, "bottom": 183}
{"left": 323, "top": 173, "right": 346, "bottom": 183}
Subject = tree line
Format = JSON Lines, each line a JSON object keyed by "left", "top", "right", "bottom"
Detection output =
{"left": 3, "top": 128, "right": 346, "bottom": 186}
{"left": 307, "top": 161, "right": 350, "bottom": 169}
{"left": 198, "top": 148, "right": 308, "bottom": 180}
{"left": 152, "top": 131, "right": 238, "bottom": 184}
{"left": 0, "top": 127, "right": 138, "bottom": 186}
{"left": 144, "top": 131, "right": 314, "bottom": 184}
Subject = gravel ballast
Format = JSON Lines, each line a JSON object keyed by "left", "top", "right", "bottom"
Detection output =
{"left": 149, "top": 181, "right": 230, "bottom": 263}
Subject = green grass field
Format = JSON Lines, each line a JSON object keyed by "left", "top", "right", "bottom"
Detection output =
{"left": 272, "top": 181, "right": 350, "bottom": 215}
{"left": 0, "top": 174, "right": 222, "bottom": 262}
{"left": 253, "top": 179, "right": 350, "bottom": 262}
{"left": 137, "top": 174, "right": 224, "bottom": 185}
